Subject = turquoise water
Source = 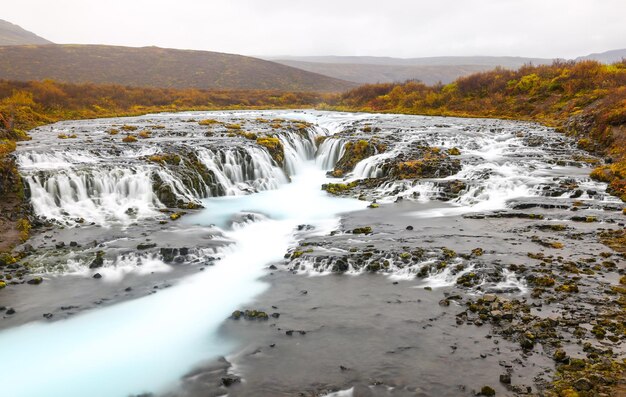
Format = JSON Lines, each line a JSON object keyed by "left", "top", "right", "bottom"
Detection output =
{"left": 0, "top": 161, "right": 366, "bottom": 397}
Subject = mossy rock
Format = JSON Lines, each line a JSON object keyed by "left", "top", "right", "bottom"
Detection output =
{"left": 256, "top": 137, "right": 285, "bottom": 166}
{"left": 322, "top": 181, "right": 358, "bottom": 195}
{"left": 332, "top": 140, "right": 383, "bottom": 177}
{"left": 352, "top": 226, "right": 372, "bottom": 235}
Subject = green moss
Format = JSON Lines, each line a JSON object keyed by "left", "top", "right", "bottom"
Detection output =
{"left": 322, "top": 181, "right": 358, "bottom": 195}
{"left": 198, "top": 119, "right": 219, "bottom": 125}
{"left": 352, "top": 226, "right": 372, "bottom": 235}
{"left": 256, "top": 136, "right": 285, "bottom": 166}
{"left": 332, "top": 140, "right": 382, "bottom": 177}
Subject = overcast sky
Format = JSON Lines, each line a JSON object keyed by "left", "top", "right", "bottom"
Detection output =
{"left": 4, "top": 0, "right": 625, "bottom": 59}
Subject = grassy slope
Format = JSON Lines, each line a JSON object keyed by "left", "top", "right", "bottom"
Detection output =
{"left": 0, "top": 45, "right": 356, "bottom": 92}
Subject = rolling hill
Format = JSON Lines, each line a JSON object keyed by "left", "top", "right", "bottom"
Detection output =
{"left": 271, "top": 61, "right": 500, "bottom": 85}
{"left": 269, "top": 51, "right": 625, "bottom": 84}
{"left": 269, "top": 55, "right": 553, "bottom": 84}
{"left": 0, "top": 44, "right": 356, "bottom": 92}
{"left": 0, "top": 19, "right": 52, "bottom": 45}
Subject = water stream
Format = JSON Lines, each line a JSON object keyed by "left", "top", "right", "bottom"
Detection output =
{"left": 0, "top": 110, "right": 617, "bottom": 397}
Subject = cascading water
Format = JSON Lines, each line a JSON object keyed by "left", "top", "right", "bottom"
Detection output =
{"left": 0, "top": 110, "right": 616, "bottom": 397}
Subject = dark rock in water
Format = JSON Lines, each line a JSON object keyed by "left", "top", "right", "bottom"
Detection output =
{"left": 268, "top": 264, "right": 277, "bottom": 270}
{"left": 179, "top": 247, "right": 189, "bottom": 256}
{"left": 479, "top": 385, "right": 496, "bottom": 396}
{"left": 499, "top": 373, "right": 511, "bottom": 384}
{"left": 271, "top": 312, "right": 280, "bottom": 318}
{"left": 69, "top": 241, "right": 78, "bottom": 247}
{"left": 231, "top": 309, "right": 269, "bottom": 320}
{"left": 89, "top": 251, "right": 105, "bottom": 268}
{"left": 6, "top": 308, "right": 16, "bottom": 315}
{"left": 160, "top": 248, "right": 178, "bottom": 262}
{"left": 137, "top": 243, "right": 157, "bottom": 250}
{"left": 27, "top": 277, "right": 43, "bottom": 285}
{"left": 221, "top": 377, "right": 240, "bottom": 387}
{"left": 297, "top": 224, "right": 314, "bottom": 231}
{"left": 352, "top": 226, "right": 373, "bottom": 234}
{"left": 43, "top": 313, "right": 53, "bottom": 319}
{"left": 93, "top": 273, "right": 102, "bottom": 279}
{"left": 55, "top": 242, "right": 65, "bottom": 249}
{"left": 520, "top": 337, "right": 534, "bottom": 350}
{"left": 125, "top": 287, "right": 132, "bottom": 292}
{"left": 406, "top": 225, "right": 414, "bottom": 230}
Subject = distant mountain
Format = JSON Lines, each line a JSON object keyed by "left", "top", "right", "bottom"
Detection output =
{"left": 273, "top": 61, "right": 504, "bottom": 85}
{"left": 577, "top": 48, "right": 626, "bottom": 63}
{"left": 268, "top": 55, "right": 554, "bottom": 85}
{"left": 0, "top": 19, "right": 52, "bottom": 45}
{"left": 0, "top": 45, "right": 356, "bottom": 92}
{"left": 270, "top": 55, "right": 553, "bottom": 68}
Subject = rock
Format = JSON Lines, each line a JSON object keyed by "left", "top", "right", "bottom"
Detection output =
{"left": 160, "top": 248, "right": 178, "bottom": 262}
{"left": 221, "top": 377, "right": 240, "bottom": 387}
{"left": 43, "top": 313, "right": 53, "bottom": 319}
{"left": 137, "top": 243, "right": 157, "bottom": 250}
{"left": 482, "top": 294, "right": 497, "bottom": 303}
{"left": 479, "top": 386, "right": 496, "bottom": 396}
{"left": 520, "top": 338, "right": 534, "bottom": 350}
{"left": 55, "top": 242, "right": 65, "bottom": 249}
{"left": 406, "top": 225, "right": 414, "bottom": 230}
{"left": 89, "top": 251, "right": 105, "bottom": 268}
{"left": 553, "top": 349, "right": 568, "bottom": 362}
{"left": 69, "top": 241, "right": 78, "bottom": 247}
{"left": 93, "top": 273, "right": 102, "bottom": 279}
{"left": 27, "top": 277, "right": 43, "bottom": 285}
{"left": 573, "top": 378, "right": 593, "bottom": 392}
{"left": 499, "top": 373, "right": 511, "bottom": 385}
{"left": 352, "top": 226, "right": 373, "bottom": 234}
{"left": 6, "top": 307, "right": 15, "bottom": 315}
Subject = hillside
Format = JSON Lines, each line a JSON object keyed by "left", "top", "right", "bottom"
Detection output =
{"left": 273, "top": 60, "right": 495, "bottom": 84}
{"left": 270, "top": 55, "right": 553, "bottom": 67}
{"left": 0, "top": 45, "right": 356, "bottom": 92}
{"left": 577, "top": 48, "right": 626, "bottom": 63}
{"left": 272, "top": 51, "right": 626, "bottom": 85}
{"left": 271, "top": 55, "right": 553, "bottom": 85}
{"left": 0, "top": 19, "right": 52, "bottom": 45}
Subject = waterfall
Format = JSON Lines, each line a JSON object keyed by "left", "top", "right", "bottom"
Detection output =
{"left": 17, "top": 131, "right": 317, "bottom": 225}
{"left": 315, "top": 138, "right": 346, "bottom": 170}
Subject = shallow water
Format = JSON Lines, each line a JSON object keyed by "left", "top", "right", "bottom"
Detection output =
{"left": 0, "top": 162, "right": 366, "bottom": 397}
{"left": 1, "top": 110, "right": 617, "bottom": 397}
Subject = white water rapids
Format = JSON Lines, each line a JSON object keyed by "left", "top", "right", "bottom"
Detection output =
{"left": 0, "top": 110, "right": 616, "bottom": 397}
